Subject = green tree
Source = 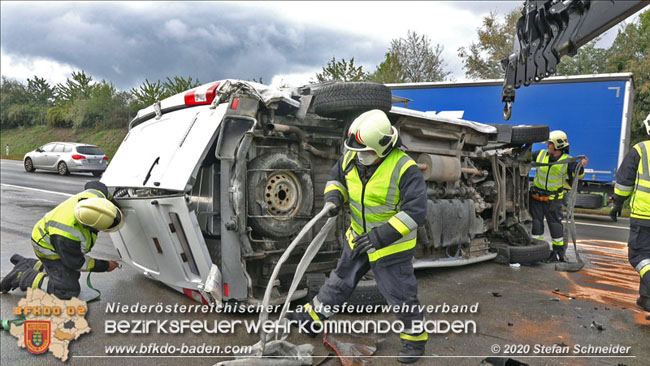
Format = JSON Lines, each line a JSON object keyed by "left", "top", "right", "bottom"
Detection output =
{"left": 163, "top": 76, "right": 200, "bottom": 96}
{"left": 130, "top": 79, "right": 166, "bottom": 108}
{"left": 556, "top": 39, "right": 609, "bottom": 76}
{"left": 0, "top": 77, "right": 33, "bottom": 128}
{"left": 458, "top": 8, "right": 521, "bottom": 80}
{"left": 604, "top": 9, "right": 650, "bottom": 145}
{"left": 390, "top": 30, "right": 450, "bottom": 82}
{"left": 27, "top": 76, "right": 55, "bottom": 106}
{"left": 367, "top": 52, "right": 406, "bottom": 84}
{"left": 314, "top": 57, "right": 367, "bottom": 82}
{"left": 55, "top": 70, "right": 95, "bottom": 105}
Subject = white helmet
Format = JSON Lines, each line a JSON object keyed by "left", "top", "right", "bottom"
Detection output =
{"left": 548, "top": 130, "right": 569, "bottom": 150}
{"left": 644, "top": 114, "right": 650, "bottom": 135}
{"left": 344, "top": 109, "right": 398, "bottom": 158}
{"left": 74, "top": 197, "right": 124, "bottom": 232}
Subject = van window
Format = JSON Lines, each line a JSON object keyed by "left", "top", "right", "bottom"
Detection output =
{"left": 77, "top": 146, "right": 104, "bottom": 155}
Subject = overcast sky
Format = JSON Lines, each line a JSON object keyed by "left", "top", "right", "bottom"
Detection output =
{"left": 0, "top": 1, "right": 642, "bottom": 91}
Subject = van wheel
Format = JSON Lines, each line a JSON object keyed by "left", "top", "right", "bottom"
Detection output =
{"left": 247, "top": 151, "right": 314, "bottom": 239}
{"left": 510, "top": 125, "right": 549, "bottom": 145}
{"left": 57, "top": 162, "right": 70, "bottom": 176}
{"left": 312, "top": 82, "right": 392, "bottom": 117}
{"left": 24, "top": 158, "right": 35, "bottom": 172}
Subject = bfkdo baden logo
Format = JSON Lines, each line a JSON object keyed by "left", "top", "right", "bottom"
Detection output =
{"left": 25, "top": 320, "right": 51, "bottom": 354}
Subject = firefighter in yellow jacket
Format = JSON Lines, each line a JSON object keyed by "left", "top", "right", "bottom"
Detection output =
{"left": 610, "top": 114, "right": 650, "bottom": 312}
{"left": 529, "top": 130, "right": 587, "bottom": 262}
{"left": 289, "top": 110, "right": 428, "bottom": 363}
{"left": 1, "top": 182, "right": 121, "bottom": 300}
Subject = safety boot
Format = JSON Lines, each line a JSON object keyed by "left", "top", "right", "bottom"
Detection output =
{"left": 1, "top": 255, "right": 42, "bottom": 293}
{"left": 18, "top": 269, "right": 46, "bottom": 292}
{"left": 545, "top": 245, "right": 566, "bottom": 263}
{"left": 397, "top": 342, "right": 425, "bottom": 364}
{"left": 286, "top": 303, "right": 325, "bottom": 338}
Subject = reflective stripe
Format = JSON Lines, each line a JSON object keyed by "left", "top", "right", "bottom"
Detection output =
{"left": 631, "top": 141, "right": 650, "bottom": 220}
{"left": 400, "top": 332, "right": 428, "bottom": 342}
{"left": 32, "top": 242, "right": 60, "bottom": 260}
{"left": 32, "top": 272, "right": 46, "bottom": 289}
{"left": 40, "top": 277, "right": 49, "bottom": 290}
{"left": 85, "top": 189, "right": 107, "bottom": 199}
{"left": 386, "top": 156, "right": 416, "bottom": 206}
{"left": 395, "top": 211, "right": 418, "bottom": 231}
{"left": 636, "top": 259, "right": 650, "bottom": 277}
{"left": 615, "top": 183, "right": 634, "bottom": 194}
{"left": 303, "top": 303, "right": 322, "bottom": 325}
{"left": 46, "top": 221, "right": 86, "bottom": 249}
{"left": 552, "top": 239, "right": 564, "bottom": 247}
{"left": 324, "top": 180, "right": 349, "bottom": 203}
{"left": 313, "top": 296, "right": 334, "bottom": 318}
{"left": 33, "top": 261, "right": 43, "bottom": 271}
{"left": 367, "top": 233, "right": 417, "bottom": 262}
{"left": 343, "top": 151, "right": 356, "bottom": 170}
{"left": 636, "top": 142, "right": 650, "bottom": 179}
{"left": 388, "top": 216, "right": 411, "bottom": 236}
{"left": 79, "top": 256, "right": 96, "bottom": 272}
{"left": 532, "top": 235, "right": 544, "bottom": 241}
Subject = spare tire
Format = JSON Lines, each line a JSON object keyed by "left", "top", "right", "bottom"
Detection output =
{"left": 508, "top": 242, "right": 551, "bottom": 264}
{"left": 510, "top": 125, "right": 549, "bottom": 145}
{"left": 312, "top": 82, "right": 392, "bottom": 117}
{"left": 573, "top": 193, "right": 603, "bottom": 209}
{"left": 247, "top": 151, "right": 314, "bottom": 239}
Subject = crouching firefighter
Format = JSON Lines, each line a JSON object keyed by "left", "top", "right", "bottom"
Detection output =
{"left": 529, "top": 130, "right": 587, "bottom": 262}
{"left": 289, "top": 110, "right": 429, "bottom": 363}
{"left": 1, "top": 182, "right": 121, "bottom": 300}
{"left": 610, "top": 114, "right": 650, "bottom": 312}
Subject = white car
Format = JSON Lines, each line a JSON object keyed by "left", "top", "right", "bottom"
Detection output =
{"left": 102, "top": 80, "right": 549, "bottom": 306}
{"left": 24, "top": 142, "right": 108, "bottom": 176}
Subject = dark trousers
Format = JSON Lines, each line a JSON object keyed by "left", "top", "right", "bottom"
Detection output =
{"left": 529, "top": 195, "right": 564, "bottom": 240}
{"left": 316, "top": 243, "right": 425, "bottom": 346}
{"left": 20, "top": 258, "right": 80, "bottom": 300}
{"left": 628, "top": 224, "right": 650, "bottom": 298}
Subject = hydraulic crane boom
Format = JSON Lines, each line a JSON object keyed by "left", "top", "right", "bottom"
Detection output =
{"left": 501, "top": 0, "right": 649, "bottom": 120}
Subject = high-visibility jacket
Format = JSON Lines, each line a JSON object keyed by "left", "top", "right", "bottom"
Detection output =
{"left": 31, "top": 188, "right": 107, "bottom": 271}
{"left": 533, "top": 150, "right": 571, "bottom": 200}
{"left": 325, "top": 149, "right": 419, "bottom": 262}
{"left": 614, "top": 140, "right": 650, "bottom": 221}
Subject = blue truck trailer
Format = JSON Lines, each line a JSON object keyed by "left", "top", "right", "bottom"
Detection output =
{"left": 389, "top": 73, "right": 635, "bottom": 208}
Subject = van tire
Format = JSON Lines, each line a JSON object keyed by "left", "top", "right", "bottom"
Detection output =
{"left": 305, "top": 273, "right": 386, "bottom": 307}
{"left": 312, "top": 82, "right": 392, "bottom": 117}
{"left": 508, "top": 242, "right": 551, "bottom": 264}
{"left": 510, "top": 125, "right": 549, "bottom": 145}
{"left": 574, "top": 193, "right": 603, "bottom": 209}
{"left": 57, "top": 161, "right": 70, "bottom": 176}
{"left": 247, "top": 151, "right": 314, "bottom": 239}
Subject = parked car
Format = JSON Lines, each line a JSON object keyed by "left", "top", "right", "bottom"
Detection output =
{"left": 101, "top": 80, "right": 550, "bottom": 306}
{"left": 24, "top": 142, "right": 108, "bottom": 176}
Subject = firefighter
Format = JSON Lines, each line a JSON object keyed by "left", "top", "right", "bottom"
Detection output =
{"left": 1, "top": 181, "right": 121, "bottom": 300}
{"left": 609, "top": 114, "right": 650, "bottom": 312}
{"left": 289, "top": 110, "right": 428, "bottom": 363}
{"left": 529, "top": 130, "right": 587, "bottom": 262}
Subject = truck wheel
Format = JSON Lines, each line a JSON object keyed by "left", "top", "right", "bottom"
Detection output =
{"left": 247, "top": 151, "right": 314, "bottom": 239}
{"left": 312, "top": 82, "right": 392, "bottom": 117}
{"left": 573, "top": 193, "right": 603, "bottom": 209}
{"left": 510, "top": 125, "right": 549, "bottom": 145}
{"left": 304, "top": 273, "right": 386, "bottom": 307}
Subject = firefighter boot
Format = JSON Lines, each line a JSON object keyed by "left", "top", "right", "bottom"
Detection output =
{"left": 546, "top": 245, "right": 566, "bottom": 263}
{"left": 1, "top": 255, "right": 42, "bottom": 292}
{"left": 637, "top": 275, "right": 650, "bottom": 312}
{"left": 397, "top": 341, "right": 425, "bottom": 364}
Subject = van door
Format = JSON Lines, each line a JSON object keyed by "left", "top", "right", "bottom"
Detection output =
{"left": 101, "top": 103, "right": 227, "bottom": 191}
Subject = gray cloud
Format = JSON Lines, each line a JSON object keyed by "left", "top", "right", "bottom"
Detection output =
{"left": 1, "top": 2, "right": 383, "bottom": 89}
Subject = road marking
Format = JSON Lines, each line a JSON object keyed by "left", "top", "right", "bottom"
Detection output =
{"left": 1, "top": 183, "right": 73, "bottom": 197}
{"left": 573, "top": 221, "right": 629, "bottom": 230}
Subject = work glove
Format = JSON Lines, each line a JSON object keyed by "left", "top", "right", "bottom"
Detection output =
{"left": 351, "top": 231, "right": 380, "bottom": 260}
{"left": 609, "top": 204, "right": 622, "bottom": 222}
{"left": 107, "top": 260, "right": 120, "bottom": 272}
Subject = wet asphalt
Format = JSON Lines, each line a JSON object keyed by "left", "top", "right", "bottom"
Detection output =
{"left": 1, "top": 159, "right": 648, "bottom": 366}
